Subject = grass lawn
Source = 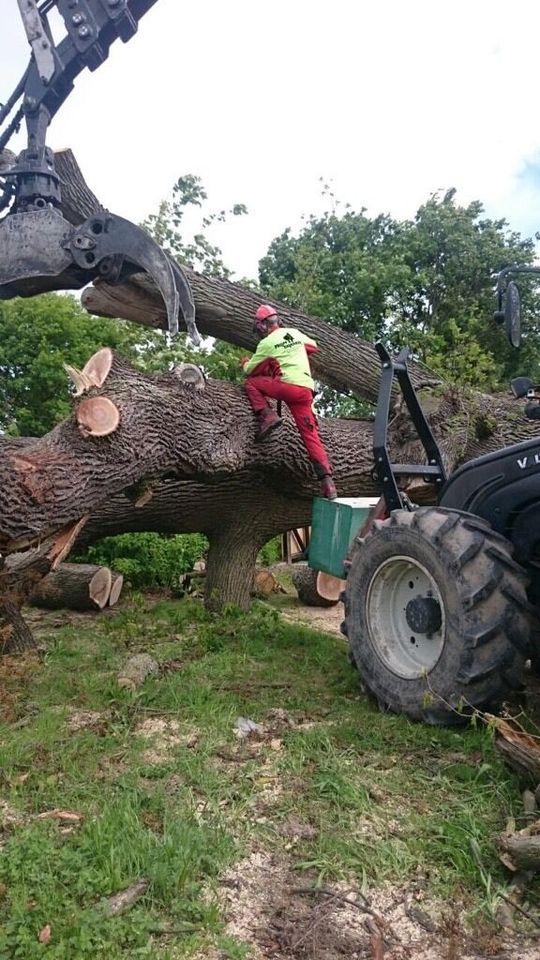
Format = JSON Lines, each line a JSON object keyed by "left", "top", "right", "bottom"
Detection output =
{"left": 0, "top": 594, "right": 536, "bottom": 959}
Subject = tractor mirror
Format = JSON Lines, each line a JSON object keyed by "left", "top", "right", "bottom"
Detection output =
{"left": 505, "top": 280, "right": 522, "bottom": 348}
{"left": 511, "top": 376, "right": 534, "bottom": 398}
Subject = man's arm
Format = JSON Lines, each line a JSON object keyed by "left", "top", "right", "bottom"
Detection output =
{"left": 243, "top": 338, "right": 274, "bottom": 375}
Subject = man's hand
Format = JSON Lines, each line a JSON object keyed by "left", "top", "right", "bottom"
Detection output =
{"left": 239, "top": 356, "right": 250, "bottom": 369}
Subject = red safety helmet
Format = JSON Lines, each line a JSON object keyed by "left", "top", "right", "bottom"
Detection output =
{"left": 253, "top": 304, "right": 279, "bottom": 337}
{"left": 255, "top": 304, "right": 277, "bottom": 322}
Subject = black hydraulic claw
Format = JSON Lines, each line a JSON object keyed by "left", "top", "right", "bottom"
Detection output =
{"left": 0, "top": 208, "right": 201, "bottom": 344}
{"left": 68, "top": 214, "right": 199, "bottom": 342}
{"left": 169, "top": 258, "right": 200, "bottom": 346}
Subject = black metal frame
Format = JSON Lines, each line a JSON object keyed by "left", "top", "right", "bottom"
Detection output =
{"left": 373, "top": 343, "right": 447, "bottom": 512}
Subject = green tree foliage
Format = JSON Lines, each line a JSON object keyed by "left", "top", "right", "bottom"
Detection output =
{"left": 260, "top": 187, "right": 404, "bottom": 343}
{"left": 0, "top": 294, "right": 160, "bottom": 436}
{"left": 142, "top": 173, "right": 250, "bottom": 381}
{"left": 142, "top": 174, "right": 247, "bottom": 278}
{"left": 260, "top": 186, "right": 540, "bottom": 393}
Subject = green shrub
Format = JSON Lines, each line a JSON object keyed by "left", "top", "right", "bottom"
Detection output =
{"left": 78, "top": 532, "right": 208, "bottom": 590}
{"left": 257, "top": 536, "right": 282, "bottom": 566}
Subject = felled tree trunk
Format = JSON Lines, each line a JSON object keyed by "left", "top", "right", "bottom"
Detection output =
{"left": 29, "top": 563, "right": 112, "bottom": 611}
{"left": 0, "top": 347, "right": 381, "bottom": 616}
{"left": 54, "top": 148, "right": 540, "bottom": 467}
{"left": 2, "top": 345, "right": 536, "bottom": 616}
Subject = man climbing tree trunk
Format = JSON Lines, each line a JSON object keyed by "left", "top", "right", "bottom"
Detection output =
{"left": 1, "top": 149, "right": 539, "bottom": 636}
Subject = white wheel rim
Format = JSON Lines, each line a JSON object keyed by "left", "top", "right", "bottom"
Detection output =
{"left": 366, "top": 555, "right": 446, "bottom": 679}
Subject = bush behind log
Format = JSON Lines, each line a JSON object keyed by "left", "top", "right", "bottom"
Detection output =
{"left": 77, "top": 532, "right": 208, "bottom": 590}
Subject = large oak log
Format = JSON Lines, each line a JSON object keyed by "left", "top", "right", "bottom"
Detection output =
{"left": 0, "top": 346, "right": 383, "bottom": 615}
{"left": 2, "top": 346, "right": 536, "bottom": 617}
{"left": 0, "top": 349, "right": 379, "bottom": 553}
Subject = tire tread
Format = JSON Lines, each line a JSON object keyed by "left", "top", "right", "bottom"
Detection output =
{"left": 343, "top": 506, "right": 533, "bottom": 725}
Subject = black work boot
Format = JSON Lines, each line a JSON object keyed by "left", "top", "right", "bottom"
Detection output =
{"left": 255, "top": 407, "right": 282, "bottom": 441}
{"left": 311, "top": 460, "right": 338, "bottom": 500}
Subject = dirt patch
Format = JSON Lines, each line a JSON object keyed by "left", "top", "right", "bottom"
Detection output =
{"left": 134, "top": 716, "right": 198, "bottom": 765}
{"left": 279, "top": 600, "right": 344, "bottom": 636}
{"left": 203, "top": 852, "right": 539, "bottom": 960}
{"left": 65, "top": 709, "right": 105, "bottom": 733}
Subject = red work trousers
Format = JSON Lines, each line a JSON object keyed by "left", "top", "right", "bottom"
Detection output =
{"left": 244, "top": 376, "right": 333, "bottom": 475}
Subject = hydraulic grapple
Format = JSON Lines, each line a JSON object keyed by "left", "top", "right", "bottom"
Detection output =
{"left": 0, "top": 0, "right": 200, "bottom": 343}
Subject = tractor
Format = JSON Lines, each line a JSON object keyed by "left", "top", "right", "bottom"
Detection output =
{"left": 309, "top": 267, "right": 540, "bottom": 725}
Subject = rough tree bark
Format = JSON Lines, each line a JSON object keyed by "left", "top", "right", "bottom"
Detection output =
{"left": 0, "top": 348, "right": 382, "bottom": 612}
{"left": 29, "top": 563, "right": 113, "bottom": 611}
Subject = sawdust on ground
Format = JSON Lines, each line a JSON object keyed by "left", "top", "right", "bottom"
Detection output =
{"left": 279, "top": 598, "right": 344, "bottom": 636}
{"left": 134, "top": 717, "right": 198, "bottom": 765}
{"left": 193, "top": 851, "right": 540, "bottom": 960}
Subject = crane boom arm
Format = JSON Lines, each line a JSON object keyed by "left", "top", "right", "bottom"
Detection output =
{"left": 0, "top": 1, "right": 200, "bottom": 344}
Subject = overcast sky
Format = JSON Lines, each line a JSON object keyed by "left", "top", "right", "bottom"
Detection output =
{"left": 2, "top": 0, "right": 540, "bottom": 279}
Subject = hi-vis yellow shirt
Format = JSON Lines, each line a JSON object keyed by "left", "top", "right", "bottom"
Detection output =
{"left": 243, "top": 327, "right": 317, "bottom": 390}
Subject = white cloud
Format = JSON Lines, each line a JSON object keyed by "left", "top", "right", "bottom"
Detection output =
{"left": 2, "top": 0, "right": 540, "bottom": 278}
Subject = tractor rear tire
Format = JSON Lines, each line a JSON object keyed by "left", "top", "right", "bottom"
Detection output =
{"left": 342, "top": 508, "right": 532, "bottom": 725}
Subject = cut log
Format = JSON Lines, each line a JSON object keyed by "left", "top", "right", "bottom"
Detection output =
{"left": 498, "top": 820, "right": 540, "bottom": 872}
{"left": 252, "top": 569, "right": 285, "bottom": 598}
{"left": 29, "top": 564, "right": 112, "bottom": 611}
{"left": 491, "top": 716, "right": 540, "bottom": 784}
{"left": 108, "top": 573, "right": 124, "bottom": 607}
{"left": 316, "top": 572, "right": 346, "bottom": 603}
{"left": 292, "top": 564, "right": 340, "bottom": 608}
